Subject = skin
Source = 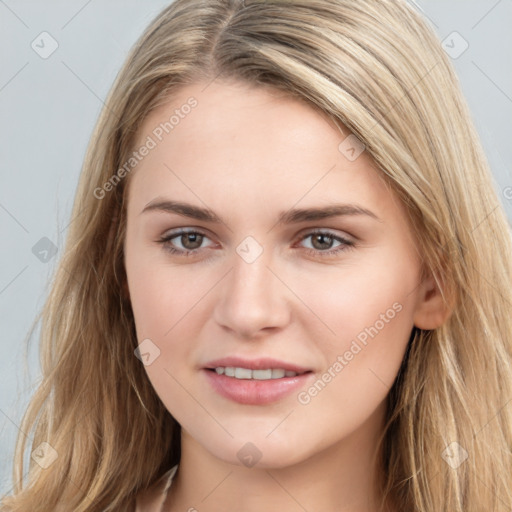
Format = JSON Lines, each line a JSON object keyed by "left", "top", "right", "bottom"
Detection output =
{"left": 123, "top": 80, "right": 449, "bottom": 511}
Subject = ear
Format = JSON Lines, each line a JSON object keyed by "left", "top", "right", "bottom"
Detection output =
{"left": 413, "top": 272, "right": 454, "bottom": 330}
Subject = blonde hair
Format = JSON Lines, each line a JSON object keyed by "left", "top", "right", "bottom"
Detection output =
{"left": 2, "top": 0, "right": 512, "bottom": 510}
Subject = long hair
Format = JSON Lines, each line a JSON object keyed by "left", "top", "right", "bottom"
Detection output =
{"left": 2, "top": 0, "right": 511, "bottom": 510}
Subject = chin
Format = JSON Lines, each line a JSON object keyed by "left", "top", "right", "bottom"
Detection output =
{"left": 202, "top": 434, "right": 312, "bottom": 470}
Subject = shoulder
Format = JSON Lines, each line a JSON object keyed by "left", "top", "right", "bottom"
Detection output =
{"left": 134, "top": 464, "right": 179, "bottom": 512}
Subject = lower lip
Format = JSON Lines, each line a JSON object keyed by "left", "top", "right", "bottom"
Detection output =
{"left": 202, "top": 369, "right": 314, "bottom": 405}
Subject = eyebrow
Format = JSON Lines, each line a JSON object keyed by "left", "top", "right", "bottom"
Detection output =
{"left": 140, "top": 199, "right": 381, "bottom": 224}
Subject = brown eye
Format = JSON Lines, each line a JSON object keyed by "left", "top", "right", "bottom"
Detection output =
{"left": 298, "top": 230, "right": 355, "bottom": 258}
{"left": 179, "top": 232, "right": 204, "bottom": 250}
{"left": 157, "top": 229, "right": 213, "bottom": 255}
{"left": 310, "top": 233, "right": 336, "bottom": 250}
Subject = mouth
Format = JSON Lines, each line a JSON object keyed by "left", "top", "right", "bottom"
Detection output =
{"left": 204, "top": 366, "right": 313, "bottom": 380}
{"left": 202, "top": 367, "right": 315, "bottom": 405}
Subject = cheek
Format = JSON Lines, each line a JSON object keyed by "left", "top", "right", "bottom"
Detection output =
{"left": 293, "top": 306, "right": 413, "bottom": 442}
{"left": 295, "top": 248, "right": 418, "bottom": 397}
{"left": 125, "top": 253, "right": 203, "bottom": 411}
{"left": 300, "top": 250, "right": 416, "bottom": 340}
{"left": 125, "top": 248, "right": 213, "bottom": 386}
{"left": 125, "top": 245, "right": 200, "bottom": 340}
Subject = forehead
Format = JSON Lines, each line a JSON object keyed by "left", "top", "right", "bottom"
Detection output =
{"left": 133, "top": 79, "right": 344, "bottom": 156}
{"left": 126, "top": 80, "right": 393, "bottom": 216}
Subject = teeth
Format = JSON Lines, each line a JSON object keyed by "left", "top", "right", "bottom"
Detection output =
{"left": 235, "top": 367, "right": 252, "bottom": 379}
{"left": 213, "top": 367, "right": 300, "bottom": 380}
{"left": 271, "top": 369, "right": 285, "bottom": 379}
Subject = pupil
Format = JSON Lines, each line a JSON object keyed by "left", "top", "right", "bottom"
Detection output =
{"left": 182, "top": 233, "right": 202, "bottom": 249}
{"left": 312, "top": 234, "right": 332, "bottom": 250}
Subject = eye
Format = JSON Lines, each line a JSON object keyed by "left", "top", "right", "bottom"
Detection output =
{"left": 297, "top": 230, "right": 355, "bottom": 257}
{"left": 157, "top": 228, "right": 214, "bottom": 256}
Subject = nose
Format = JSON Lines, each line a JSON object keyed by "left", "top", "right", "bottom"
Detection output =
{"left": 212, "top": 244, "right": 291, "bottom": 339}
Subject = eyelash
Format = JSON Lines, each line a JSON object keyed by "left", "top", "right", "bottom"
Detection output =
{"left": 156, "top": 228, "right": 355, "bottom": 259}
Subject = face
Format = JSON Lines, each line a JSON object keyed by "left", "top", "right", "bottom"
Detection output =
{"left": 124, "top": 80, "right": 431, "bottom": 469}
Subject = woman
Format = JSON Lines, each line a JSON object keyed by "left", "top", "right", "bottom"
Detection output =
{"left": 2, "top": 0, "right": 511, "bottom": 511}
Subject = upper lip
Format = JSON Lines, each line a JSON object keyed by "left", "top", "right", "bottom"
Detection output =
{"left": 203, "top": 356, "right": 312, "bottom": 374}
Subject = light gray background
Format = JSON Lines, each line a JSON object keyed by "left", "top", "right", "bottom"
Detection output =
{"left": 1, "top": 0, "right": 511, "bottom": 495}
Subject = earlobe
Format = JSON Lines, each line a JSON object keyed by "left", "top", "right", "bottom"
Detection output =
{"left": 413, "top": 273, "right": 455, "bottom": 330}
